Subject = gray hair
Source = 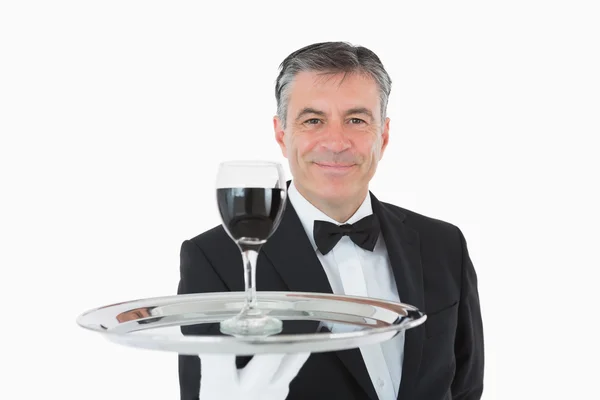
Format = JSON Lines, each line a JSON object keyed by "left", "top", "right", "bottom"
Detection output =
{"left": 275, "top": 41, "right": 392, "bottom": 129}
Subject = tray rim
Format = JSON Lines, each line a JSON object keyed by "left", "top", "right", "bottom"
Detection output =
{"left": 76, "top": 291, "right": 428, "bottom": 354}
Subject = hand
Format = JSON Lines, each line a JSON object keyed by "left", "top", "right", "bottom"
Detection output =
{"left": 198, "top": 352, "right": 310, "bottom": 400}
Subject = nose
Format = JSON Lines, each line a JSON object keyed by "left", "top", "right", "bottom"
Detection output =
{"left": 319, "top": 124, "right": 351, "bottom": 153}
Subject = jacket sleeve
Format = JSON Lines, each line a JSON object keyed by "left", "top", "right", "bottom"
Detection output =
{"left": 177, "top": 239, "right": 229, "bottom": 400}
{"left": 451, "top": 228, "right": 485, "bottom": 399}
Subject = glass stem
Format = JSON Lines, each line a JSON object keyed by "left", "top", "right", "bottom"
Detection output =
{"left": 239, "top": 244, "right": 261, "bottom": 312}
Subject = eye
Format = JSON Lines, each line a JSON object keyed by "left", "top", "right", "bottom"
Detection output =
{"left": 348, "top": 118, "right": 366, "bottom": 125}
{"left": 304, "top": 118, "right": 322, "bottom": 125}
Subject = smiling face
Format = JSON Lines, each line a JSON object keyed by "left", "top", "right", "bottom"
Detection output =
{"left": 274, "top": 70, "right": 390, "bottom": 209}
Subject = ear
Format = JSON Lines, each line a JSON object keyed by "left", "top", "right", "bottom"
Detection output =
{"left": 273, "top": 115, "right": 288, "bottom": 158}
{"left": 379, "top": 117, "right": 390, "bottom": 160}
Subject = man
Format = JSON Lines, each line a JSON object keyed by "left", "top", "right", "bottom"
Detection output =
{"left": 178, "top": 41, "right": 484, "bottom": 399}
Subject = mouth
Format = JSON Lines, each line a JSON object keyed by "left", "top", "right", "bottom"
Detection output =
{"left": 313, "top": 162, "right": 356, "bottom": 173}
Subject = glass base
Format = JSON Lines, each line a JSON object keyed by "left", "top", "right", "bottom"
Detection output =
{"left": 219, "top": 307, "right": 283, "bottom": 337}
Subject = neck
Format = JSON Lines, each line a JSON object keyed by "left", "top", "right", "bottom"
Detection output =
{"left": 295, "top": 183, "right": 368, "bottom": 223}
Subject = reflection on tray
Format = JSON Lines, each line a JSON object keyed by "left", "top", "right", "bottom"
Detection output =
{"left": 106, "top": 294, "right": 420, "bottom": 338}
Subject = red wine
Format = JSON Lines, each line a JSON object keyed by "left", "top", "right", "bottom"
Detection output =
{"left": 217, "top": 187, "right": 285, "bottom": 243}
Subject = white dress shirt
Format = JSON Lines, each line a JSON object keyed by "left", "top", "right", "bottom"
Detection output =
{"left": 287, "top": 181, "right": 405, "bottom": 400}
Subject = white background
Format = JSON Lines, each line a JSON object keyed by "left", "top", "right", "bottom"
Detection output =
{"left": 1, "top": 1, "right": 599, "bottom": 399}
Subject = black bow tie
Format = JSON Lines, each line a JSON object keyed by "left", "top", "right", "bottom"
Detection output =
{"left": 313, "top": 214, "right": 381, "bottom": 255}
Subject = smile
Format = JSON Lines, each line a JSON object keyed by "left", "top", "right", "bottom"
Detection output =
{"left": 313, "top": 163, "right": 356, "bottom": 173}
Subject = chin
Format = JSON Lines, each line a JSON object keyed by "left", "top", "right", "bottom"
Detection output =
{"left": 312, "top": 179, "right": 356, "bottom": 202}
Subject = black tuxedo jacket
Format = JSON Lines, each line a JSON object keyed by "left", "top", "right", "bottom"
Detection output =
{"left": 177, "top": 190, "right": 484, "bottom": 400}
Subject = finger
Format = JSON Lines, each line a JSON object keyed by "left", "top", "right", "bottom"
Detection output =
{"left": 271, "top": 352, "right": 311, "bottom": 386}
{"left": 198, "top": 354, "right": 238, "bottom": 384}
{"left": 238, "top": 353, "right": 286, "bottom": 389}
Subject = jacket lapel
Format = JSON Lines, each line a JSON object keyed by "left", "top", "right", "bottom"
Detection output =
{"left": 371, "top": 194, "right": 425, "bottom": 400}
{"left": 262, "top": 192, "right": 379, "bottom": 400}
{"left": 262, "top": 196, "right": 333, "bottom": 296}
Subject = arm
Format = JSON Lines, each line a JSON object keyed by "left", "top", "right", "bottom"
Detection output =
{"left": 451, "top": 228, "right": 485, "bottom": 399}
{"left": 177, "top": 239, "right": 229, "bottom": 400}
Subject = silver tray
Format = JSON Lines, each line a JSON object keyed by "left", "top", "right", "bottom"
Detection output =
{"left": 76, "top": 291, "right": 427, "bottom": 355}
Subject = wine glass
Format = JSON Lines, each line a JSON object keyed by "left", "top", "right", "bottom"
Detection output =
{"left": 216, "top": 160, "right": 287, "bottom": 336}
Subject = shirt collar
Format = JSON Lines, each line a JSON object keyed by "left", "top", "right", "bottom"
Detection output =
{"left": 287, "top": 180, "right": 373, "bottom": 252}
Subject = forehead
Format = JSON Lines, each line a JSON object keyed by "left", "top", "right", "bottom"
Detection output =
{"left": 287, "top": 70, "right": 381, "bottom": 114}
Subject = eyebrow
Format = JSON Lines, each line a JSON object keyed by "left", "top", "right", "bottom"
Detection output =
{"left": 294, "top": 107, "right": 375, "bottom": 122}
{"left": 345, "top": 107, "right": 374, "bottom": 121}
{"left": 295, "top": 107, "right": 326, "bottom": 122}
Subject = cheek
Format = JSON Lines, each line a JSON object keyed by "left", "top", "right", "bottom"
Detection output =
{"left": 357, "top": 135, "right": 381, "bottom": 158}
{"left": 291, "top": 136, "right": 318, "bottom": 159}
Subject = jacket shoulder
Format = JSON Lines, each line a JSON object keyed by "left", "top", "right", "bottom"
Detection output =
{"left": 187, "top": 224, "right": 234, "bottom": 252}
{"left": 380, "top": 201, "right": 460, "bottom": 238}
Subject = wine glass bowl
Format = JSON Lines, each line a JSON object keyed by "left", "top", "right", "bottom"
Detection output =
{"left": 215, "top": 161, "right": 287, "bottom": 336}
